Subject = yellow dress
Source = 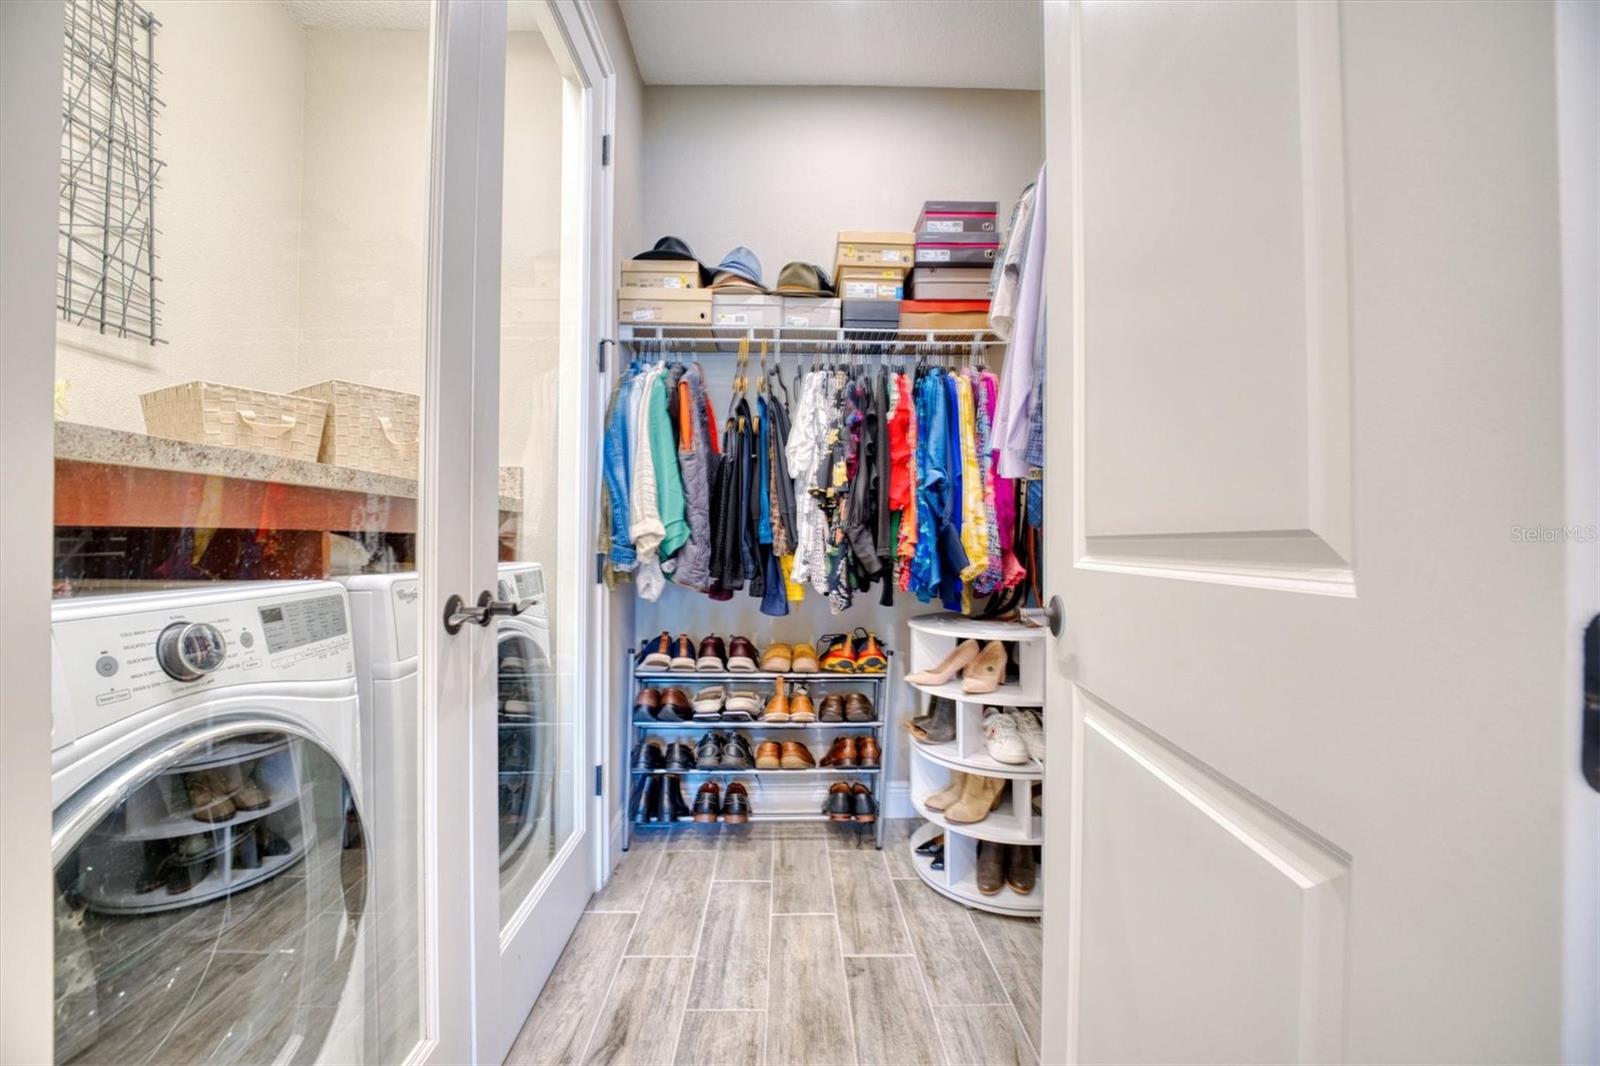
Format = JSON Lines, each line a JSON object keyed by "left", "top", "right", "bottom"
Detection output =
{"left": 957, "top": 371, "right": 990, "bottom": 584}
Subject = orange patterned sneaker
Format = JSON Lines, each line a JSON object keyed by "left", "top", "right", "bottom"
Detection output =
{"left": 818, "top": 634, "right": 855, "bottom": 673}
{"left": 851, "top": 628, "right": 888, "bottom": 673}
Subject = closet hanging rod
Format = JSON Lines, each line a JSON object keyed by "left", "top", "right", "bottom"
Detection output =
{"left": 615, "top": 325, "right": 1007, "bottom": 351}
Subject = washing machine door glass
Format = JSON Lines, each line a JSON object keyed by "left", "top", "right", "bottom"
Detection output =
{"left": 497, "top": 628, "right": 567, "bottom": 916}
{"left": 53, "top": 726, "right": 370, "bottom": 1065}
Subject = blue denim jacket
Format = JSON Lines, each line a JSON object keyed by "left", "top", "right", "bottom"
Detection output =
{"left": 602, "top": 367, "right": 638, "bottom": 568}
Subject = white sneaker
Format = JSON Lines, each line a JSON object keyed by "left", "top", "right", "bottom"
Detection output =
{"left": 1015, "top": 709, "right": 1044, "bottom": 763}
{"left": 982, "top": 709, "right": 1030, "bottom": 765}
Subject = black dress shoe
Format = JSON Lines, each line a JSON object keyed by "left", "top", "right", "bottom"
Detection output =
{"left": 695, "top": 733, "right": 723, "bottom": 769}
{"left": 664, "top": 775, "right": 692, "bottom": 821}
{"left": 915, "top": 834, "right": 945, "bottom": 856}
{"left": 929, "top": 846, "right": 945, "bottom": 871}
{"left": 663, "top": 741, "right": 697, "bottom": 772}
{"left": 824, "top": 781, "right": 853, "bottom": 821}
{"left": 850, "top": 783, "right": 877, "bottom": 823}
{"left": 722, "top": 782, "right": 751, "bottom": 823}
{"left": 634, "top": 739, "right": 666, "bottom": 770}
{"left": 641, "top": 776, "right": 665, "bottom": 823}
{"left": 720, "top": 734, "right": 754, "bottom": 770}
{"left": 629, "top": 776, "right": 648, "bottom": 821}
{"left": 692, "top": 781, "right": 722, "bottom": 822}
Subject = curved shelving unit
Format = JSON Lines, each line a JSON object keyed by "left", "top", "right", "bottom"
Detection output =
{"left": 909, "top": 734, "right": 1042, "bottom": 780}
{"left": 906, "top": 611, "right": 1049, "bottom": 642}
{"left": 165, "top": 736, "right": 291, "bottom": 775}
{"left": 911, "top": 788, "right": 1041, "bottom": 846}
{"left": 80, "top": 843, "right": 306, "bottom": 916}
{"left": 905, "top": 676, "right": 1040, "bottom": 707}
{"left": 907, "top": 820, "right": 1041, "bottom": 917}
{"left": 114, "top": 785, "right": 305, "bottom": 841}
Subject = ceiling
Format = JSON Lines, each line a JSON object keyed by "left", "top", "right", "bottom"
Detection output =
{"left": 279, "top": 1, "right": 545, "bottom": 32}
{"left": 617, "top": 0, "right": 1042, "bottom": 90}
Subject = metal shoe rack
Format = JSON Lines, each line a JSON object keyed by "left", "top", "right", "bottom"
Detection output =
{"left": 623, "top": 656, "right": 893, "bottom": 850}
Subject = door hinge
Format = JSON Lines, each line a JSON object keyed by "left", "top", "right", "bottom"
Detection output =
{"left": 594, "top": 764, "right": 604, "bottom": 797}
{"left": 594, "top": 552, "right": 605, "bottom": 586}
{"left": 1583, "top": 615, "right": 1598, "bottom": 793}
{"left": 601, "top": 133, "right": 611, "bottom": 166}
{"left": 597, "top": 337, "right": 613, "bottom": 374}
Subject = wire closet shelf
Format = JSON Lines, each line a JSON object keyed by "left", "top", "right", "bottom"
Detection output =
{"left": 617, "top": 323, "right": 1006, "bottom": 360}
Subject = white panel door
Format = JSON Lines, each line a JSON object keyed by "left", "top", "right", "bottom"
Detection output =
{"left": 1039, "top": 1, "right": 1598, "bottom": 1062}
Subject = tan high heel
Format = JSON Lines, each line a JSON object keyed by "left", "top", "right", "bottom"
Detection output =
{"left": 923, "top": 772, "right": 967, "bottom": 812}
{"left": 905, "top": 639, "right": 980, "bottom": 686}
{"left": 945, "top": 774, "right": 1006, "bottom": 823}
{"left": 959, "top": 641, "right": 1007, "bottom": 694}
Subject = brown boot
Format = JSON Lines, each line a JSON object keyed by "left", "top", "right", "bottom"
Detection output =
{"left": 960, "top": 641, "right": 1008, "bottom": 694}
{"left": 856, "top": 735, "right": 881, "bottom": 768}
{"left": 976, "top": 840, "right": 1004, "bottom": 895}
{"left": 1005, "top": 845, "right": 1037, "bottom": 895}
{"left": 819, "top": 736, "right": 858, "bottom": 767}
{"left": 945, "top": 774, "right": 1005, "bottom": 824}
{"left": 923, "top": 772, "right": 966, "bottom": 812}
{"left": 186, "top": 771, "right": 236, "bottom": 823}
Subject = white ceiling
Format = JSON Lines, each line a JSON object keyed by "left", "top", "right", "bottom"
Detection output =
{"left": 617, "top": 0, "right": 1042, "bottom": 90}
{"left": 279, "top": 1, "right": 545, "bottom": 32}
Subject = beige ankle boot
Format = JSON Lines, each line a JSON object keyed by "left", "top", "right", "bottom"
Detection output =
{"left": 945, "top": 774, "right": 1005, "bottom": 823}
{"left": 906, "top": 639, "right": 980, "bottom": 686}
{"left": 960, "top": 641, "right": 1008, "bottom": 694}
{"left": 924, "top": 772, "right": 967, "bottom": 812}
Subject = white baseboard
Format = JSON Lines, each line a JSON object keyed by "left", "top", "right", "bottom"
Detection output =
{"left": 884, "top": 780, "right": 915, "bottom": 819}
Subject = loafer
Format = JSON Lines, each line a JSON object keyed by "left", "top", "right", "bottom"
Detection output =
{"left": 857, "top": 736, "right": 881, "bottom": 768}
{"left": 670, "top": 634, "right": 699, "bottom": 671}
{"left": 663, "top": 741, "right": 698, "bottom": 772}
{"left": 695, "top": 733, "right": 724, "bottom": 770}
{"left": 790, "top": 641, "right": 820, "bottom": 673}
{"left": 851, "top": 628, "right": 888, "bottom": 672}
{"left": 817, "top": 693, "right": 845, "bottom": 723}
{"left": 726, "top": 636, "right": 759, "bottom": 672}
{"left": 723, "top": 690, "right": 760, "bottom": 721}
{"left": 843, "top": 692, "right": 875, "bottom": 723}
{"left": 657, "top": 687, "right": 694, "bottom": 722}
{"left": 850, "top": 783, "right": 877, "bottom": 823}
{"left": 697, "top": 635, "right": 728, "bottom": 672}
{"left": 692, "top": 686, "right": 726, "bottom": 722}
{"left": 633, "top": 687, "right": 661, "bottom": 719}
{"left": 761, "top": 642, "right": 793, "bottom": 671}
{"left": 755, "top": 741, "right": 783, "bottom": 770}
{"left": 824, "top": 781, "right": 853, "bottom": 820}
{"left": 779, "top": 740, "right": 816, "bottom": 770}
{"left": 692, "top": 781, "right": 722, "bottom": 823}
{"left": 761, "top": 678, "right": 790, "bottom": 722}
{"left": 633, "top": 739, "right": 666, "bottom": 770}
{"left": 720, "top": 734, "right": 755, "bottom": 770}
{"left": 788, "top": 684, "right": 816, "bottom": 722}
{"left": 820, "top": 736, "right": 857, "bottom": 768}
{"left": 637, "top": 631, "right": 673, "bottom": 670}
{"left": 722, "top": 782, "right": 751, "bottom": 823}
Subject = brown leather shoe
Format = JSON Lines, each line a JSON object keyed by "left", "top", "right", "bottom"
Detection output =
{"left": 657, "top": 687, "right": 694, "bottom": 722}
{"left": 819, "top": 736, "right": 858, "bottom": 768}
{"left": 817, "top": 693, "right": 845, "bottom": 722}
{"left": 779, "top": 740, "right": 816, "bottom": 770}
{"left": 723, "top": 782, "right": 751, "bottom": 823}
{"left": 843, "top": 692, "right": 875, "bottom": 723}
{"left": 824, "top": 781, "right": 853, "bottom": 820}
{"left": 761, "top": 678, "right": 790, "bottom": 722}
{"left": 977, "top": 840, "right": 1004, "bottom": 895}
{"left": 788, "top": 684, "right": 816, "bottom": 722}
{"left": 851, "top": 782, "right": 877, "bottom": 822}
{"left": 1005, "top": 845, "right": 1037, "bottom": 895}
{"left": 857, "top": 735, "right": 881, "bottom": 768}
{"left": 633, "top": 687, "right": 661, "bottom": 719}
{"left": 670, "top": 633, "right": 698, "bottom": 671}
{"left": 754, "top": 741, "right": 782, "bottom": 770}
{"left": 692, "top": 781, "right": 722, "bottom": 823}
{"left": 727, "top": 636, "right": 759, "bottom": 672}
{"left": 696, "top": 635, "right": 727, "bottom": 672}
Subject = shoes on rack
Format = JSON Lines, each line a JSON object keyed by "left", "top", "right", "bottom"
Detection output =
{"left": 960, "top": 641, "right": 1008, "bottom": 694}
{"left": 186, "top": 771, "right": 236, "bottom": 823}
{"left": 914, "top": 834, "right": 945, "bottom": 857}
{"left": 234, "top": 769, "right": 271, "bottom": 812}
{"left": 634, "top": 687, "right": 661, "bottom": 720}
{"left": 637, "top": 631, "right": 673, "bottom": 670}
{"left": 779, "top": 740, "right": 816, "bottom": 770}
{"left": 1015, "top": 709, "right": 1045, "bottom": 763}
{"left": 907, "top": 697, "right": 956, "bottom": 744}
{"left": 924, "top": 772, "right": 967, "bottom": 812}
{"left": 726, "top": 636, "right": 760, "bottom": 672}
{"left": 982, "top": 709, "right": 1031, "bottom": 765}
{"left": 663, "top": 775, "right": 692, "bottom": 821}
{"left": 657, "top": 688, "right": 694, "bottom": 722}
{"left": 905, "top": 639, "right": 979, "bottom": 686}
{"left": 977, "top": 840, "right": 1004, "bottom": 895}
{"left": 844, "top": 692, "right": 875, "bottom": 723}
{"left": 761, "top": 642, "right": 793, "bottom": 671}
{"left": 136, "top": 841, "right": 167, "bottom": 894}
{"left": 824, "top": 781, "right": 854, "bottom": 821}
{"left": 851, "top": 783, "right": 878, "bottom": 823}
{"left": 857, "top": 735, "right": 881, "bottom": 768}
{"left": 754, "top": 741, "right": 783, "bottom": 771}
{"left": 234, "top": 827, "right": 262, "bottom": 870}
{"left": 166, "top": 861, "right": 195, "bottom": 896}
{"left": 670, "top": 634, "right": 699, "bottom": 672}
{"left": 761, "top": 678, "right": 791, "bottom": 722}
{"left": 692, "top": 686, "right": 726, "bottom": 722}
{"left": 720, "top": 734, "right": 755, "bottom": 770}
{"left": 637, "top": 776, "right": 664, "bottom": 823}
{"left": 1006, "top": 845, "right": 1038, "bottom": 895}
{"left": 722, "top": 782, "right": 751, "bottom": 824}
{"left": 633, "top": 739, "right": 666, "bottom": 771}
{"left": 696, "top": 635, "right": 728, "bottom": 672}
{"left": 945, "top": 774, "right": 1006, "bottom": 824}
{"left": 257, "top": 824, "right": 292, "bottom": 857}
{"left": 663, "top": 740, "right": 698, "bottom": 772}
{"left": 817, "top": 693, "right": 845, "bottom": 723}
{"left": 788, "top": 684, "right": 816, "bottom": 723}
{"left": 695, "top": 733, "right": 724, "bottom": 770}
{"left": 692, "top": 781, "right": 722, "bottom": 823}
{"left": 820, "top": 736, "right": 858, "bottom": 768}
{"left": 1032, "top": 784, "right": 1043, "bottom": 815}
{"left": 790, "top": 641, "right": 820, "bottom": 673}
{"left": 723, "top": 689, "right": 760, "bottom": 721}
{"left": 929, "top": 845, "right": 946, "bottom": 872}
{"left": 818, "top": 634, "right": 855, "bottom": 673}
{"left": 851, "top": 628, "right": 888, "bottom": 672}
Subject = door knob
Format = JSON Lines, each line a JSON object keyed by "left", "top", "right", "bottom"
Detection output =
{"left": 443, "top": 591, "right": 531, "bottom": 634}
{"left": 1044, "top": 595, "right": 1066, "bottom": 637}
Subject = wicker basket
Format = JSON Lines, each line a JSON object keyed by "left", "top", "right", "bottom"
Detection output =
{"left": 140, "top": 381, "right": 329, "bottom": 462}
{"left": 291, "top": 379, "right": 420, "bottom": 478}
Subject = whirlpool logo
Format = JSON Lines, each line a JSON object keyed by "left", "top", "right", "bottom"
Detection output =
{"left": 395, "top": 585, "right": 419, "bottom": 604}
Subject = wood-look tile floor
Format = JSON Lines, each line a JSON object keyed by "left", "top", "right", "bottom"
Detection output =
{"left": 505, "top": 820, "right": 1041, "bottom": 1066}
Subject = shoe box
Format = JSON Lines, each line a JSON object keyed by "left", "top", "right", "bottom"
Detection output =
{"left": 619, "top": 286, "right": 712, "bottom": 325}
{"left": 841, "top": 297, "right": 901, "bottom": 329}
{"left": 712, "top": 292, "right": 784, "bottom": 328}
{"left": 834, "top": 230, "right": 915, "bottom": 275}
{"left": 910, "top": 265, "right": 992, "bottom": 301}
{"left": 915, "top": 200, "right": 999, "bottom": 237}
{"left": 899, "top": 299, "right": 990, "bottom": 330}
{"left": 837, "top": 268, "right": 905, "bottom": 302}
{"left": 619, "top": 257, "right": 703, "bottom": 290}
{"left": 782, "top": 296, "right": 841, "bottom": 328}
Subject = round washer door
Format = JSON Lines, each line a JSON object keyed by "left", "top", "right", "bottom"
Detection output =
{"left": 497, "top": 627, "right": 555, "bottom": 870}
{"left": 53, "top": 722, "right": 367, "bottom": 1065}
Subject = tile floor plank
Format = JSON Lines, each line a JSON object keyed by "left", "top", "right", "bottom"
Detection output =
{"left": 935, "top": 1004, "right": 1038, "bottom": 1066}
{"left": 844, "top": 956, "right": 945, "bottom": 1065}
{"left": 970, "top": 909, "right": 1044, "bottom": 1050}
{"left": 771, "top": 837, "right": 833, "bottom": 915}
{"left": 582, "top": 956, "right": 694, "bottom": 1066}
{"left": 687, "top": 881, "right": 771, "bottom": 1010}
{"left": 673, "top": 1010, "right": 764, "bottom": 1066}
{"left": 766, "top": 914, "right": 854, "bottom": 1066}
{"left": 714, "top": 827, "right": 774, "bottom": 881}
{"left": 880, "top": 819, "right": 921, "bottom": 880}
{"left": 626, "top": 852, "right": 713, "bottom": 957}
{"left": 668, "top": 823, "right": 722, "bottom": 851}
{"left": 588, "top": 836, "right": 666, "bottom": 913}
{"left": 831, "top": 849, "right": 911, "bottom": 956}
{"left": 505, "top": 911, "right": 636, "bottom": 1065}
{"left": 893, "top": 880, "right": 1008, "bottom": 1006}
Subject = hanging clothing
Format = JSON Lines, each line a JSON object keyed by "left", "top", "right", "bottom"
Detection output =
{"left": 672, "top": 364, "right": 714, "bottom": 592}
{"left": 994, "top": 162, "right": 1046, "bottom": 479}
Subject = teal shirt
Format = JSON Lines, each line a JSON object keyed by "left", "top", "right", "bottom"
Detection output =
{"left": 647, "top": 373, "right": 689, "bottom": 559}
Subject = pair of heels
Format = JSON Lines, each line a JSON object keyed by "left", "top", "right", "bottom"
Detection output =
{"left": 904, "top": 639, "right": 1007, "bottom": 694}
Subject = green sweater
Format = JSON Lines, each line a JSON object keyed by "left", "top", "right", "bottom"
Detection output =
{"left": 646, "top": 372, "right": 689, "bottom": 559}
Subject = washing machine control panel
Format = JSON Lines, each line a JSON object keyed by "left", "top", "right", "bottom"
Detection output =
{"left": 53, "top": 587, "right": 355, "bottom": 745}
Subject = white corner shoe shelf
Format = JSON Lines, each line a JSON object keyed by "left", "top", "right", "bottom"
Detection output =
{"left": 905, "top": 611, "right": 1048, "bottom": 915}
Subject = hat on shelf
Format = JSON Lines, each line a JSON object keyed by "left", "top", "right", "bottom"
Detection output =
{"left": 774, "top": 262, "right": 834, "bottom": 297}
{"left": 710, "top": 246, "right": 766, "bottom": 291}
{"left": 633, "top": 235, "right": 713, "bottom": 286}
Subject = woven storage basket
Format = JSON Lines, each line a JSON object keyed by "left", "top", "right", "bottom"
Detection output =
{"left": 140, "top": 381, "right": 329, "bottom": 461}
{"left": 291, "top": 379, "right": 420, "bottom": 478}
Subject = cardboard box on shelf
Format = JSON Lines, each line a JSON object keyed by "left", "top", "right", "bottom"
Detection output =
{"left": 914, "top": 243, "right": 999, "bottom": 266}
{"left": 619, "top": 258, "right": 702, "bottom": 290}
{"left": 839, "top": 277, "right": 904, "bottom": 301}
{"left": 911, "top": 266, "right": 993, "bottom": 300}
{"left": 841, "top": 299, "right": 901, "bottom": 329}
{"left": 782, "top": 297, "right": 842, "bottom": 329}
{"left": 899, "top": 298, "right": 991, "bottom": 331}
{"left": 619, "top": 286, "right": 712, "bottom": 325}
{"left": 920, "top": 199, "right": 1000, "bottom": 215}
{"left": 915, "top": 200, "right": 999, "bottom": 238}
{"left": 712, "top": 292, "right": 784, "bottom": 328}
{"left": 834, "top": 230, "right": 915, "bottom": 273}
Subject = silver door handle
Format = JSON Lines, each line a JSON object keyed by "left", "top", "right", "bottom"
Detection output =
{"left": 443, "top": 591, "right": 533, "bottom": 634}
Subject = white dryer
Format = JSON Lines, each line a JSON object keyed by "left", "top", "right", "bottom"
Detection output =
{"left": 494, "top": 562, "right": 562, "bottom": 906}
{"left": 50, "top": 582, "right": 372, "bottom": 1065}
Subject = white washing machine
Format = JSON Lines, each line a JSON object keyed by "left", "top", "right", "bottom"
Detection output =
{"left": 49, "top": 582, "right": 372, "bottom": 1065}
{"left": 493, "top": 562, "right": 561, "bottom": 908}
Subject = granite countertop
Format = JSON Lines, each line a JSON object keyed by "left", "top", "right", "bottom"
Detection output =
{"left": 56, "top": 422, "right": 523, "bottom": 512}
